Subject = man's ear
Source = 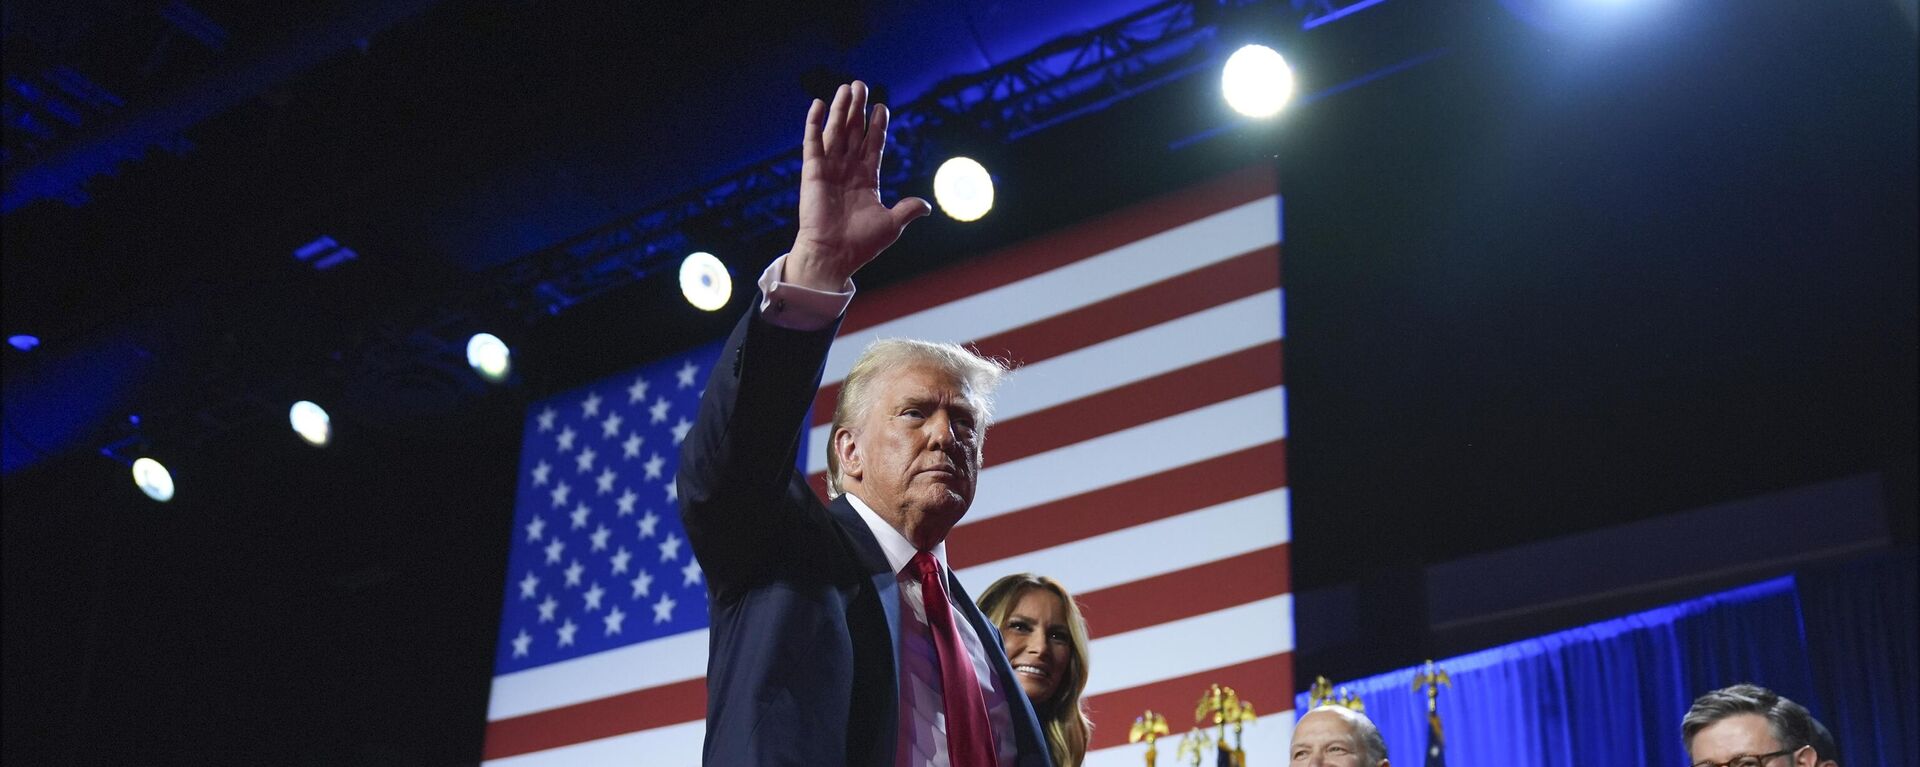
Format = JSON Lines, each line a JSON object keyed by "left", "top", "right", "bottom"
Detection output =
{"left": 834, "top": 429, "right": 862, "bottom": 481}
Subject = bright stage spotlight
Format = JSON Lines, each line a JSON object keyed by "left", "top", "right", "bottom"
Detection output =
{"left": 1222, "top": 44, "right": 1295, "bottom": 118}
{"left": 467, "top": 332, "right": 512, "bottom": 383}
{"left": 679, "top": 252, "right": 732, "bottom": 312}
{"left": 131, "top": 457, "right": 175, "bottom": 502}
{"left": 933, "top": 157, "right": 994, "bottom": 222}
{"left": 289, "top": 400, "right": 332, "bottom": 447}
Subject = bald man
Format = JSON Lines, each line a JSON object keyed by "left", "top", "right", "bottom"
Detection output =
{"left": 1289, "top": 705, "right": 1389, "bottom": 767}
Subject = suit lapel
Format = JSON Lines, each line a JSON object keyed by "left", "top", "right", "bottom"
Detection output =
{"left": 825, "top": 498, "right": 1052, "bottom": 767}
{"left": 827, "top": 496, "right": 904, "bottom": 765}
{"left": 948, "top": 574, "right": 1054, "bottom": 767}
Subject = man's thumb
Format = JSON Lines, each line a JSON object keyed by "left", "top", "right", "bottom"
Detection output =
{"left": 892, "top": 196, "right": 933, "bottom": 228}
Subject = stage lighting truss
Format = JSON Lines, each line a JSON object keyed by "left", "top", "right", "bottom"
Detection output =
{"left": 481, "top": 0, "right": 1272, "bottom": 323}
{"left": 94, "top": 0, "right": 1317, "bottom": 464}
{"left": 1297, "top": 0, "right": 1395, "bottom": 31}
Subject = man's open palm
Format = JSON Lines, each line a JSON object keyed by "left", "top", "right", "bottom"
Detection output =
{"left": 788, "top": 81, "right": 931, "bottom": 290}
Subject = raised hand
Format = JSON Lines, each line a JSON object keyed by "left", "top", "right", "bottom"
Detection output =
{"left": 786, "top": 81, "right": 931, "bottom": 291}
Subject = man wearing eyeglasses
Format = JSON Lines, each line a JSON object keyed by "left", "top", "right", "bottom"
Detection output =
{"left": 1682, "top": 684, "right": 1820, "bottom": 767}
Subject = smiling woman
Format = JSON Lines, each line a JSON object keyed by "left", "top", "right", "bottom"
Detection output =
{"left": 978, "top": 573, "right": 1095, "bottom": 767}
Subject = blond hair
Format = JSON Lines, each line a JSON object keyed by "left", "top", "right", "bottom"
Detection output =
{"left": 978, "top": 573, "right": 1094, "bottom": 767}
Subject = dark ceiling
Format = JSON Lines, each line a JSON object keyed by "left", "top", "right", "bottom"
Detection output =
{"left": 4, "top": 0, "right": 1916, "bottom": 763}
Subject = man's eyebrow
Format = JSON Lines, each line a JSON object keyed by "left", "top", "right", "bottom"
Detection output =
{"left": 899, "top": 394, "right": 977, "bottom": 414}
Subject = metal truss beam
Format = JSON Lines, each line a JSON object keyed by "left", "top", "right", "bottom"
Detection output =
{"left": 123, "top": 0, "right": 1296, "bottom": 463}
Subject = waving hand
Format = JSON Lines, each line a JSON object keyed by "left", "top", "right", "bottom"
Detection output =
{"left": 785, "top": 81, "right": 931, "bottom": 291}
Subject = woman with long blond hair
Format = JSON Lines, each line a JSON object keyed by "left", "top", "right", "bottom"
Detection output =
{"left": 977, "top": 573, "right": 1094, "bottom": 766}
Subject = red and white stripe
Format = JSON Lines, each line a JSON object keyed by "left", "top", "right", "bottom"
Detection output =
{"left": 483, "top": 164, "right": 1293, "bottom": 765}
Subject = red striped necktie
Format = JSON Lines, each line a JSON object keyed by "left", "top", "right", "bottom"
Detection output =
{"left": 911, "top": 551, "right": 998, "bottom": 767}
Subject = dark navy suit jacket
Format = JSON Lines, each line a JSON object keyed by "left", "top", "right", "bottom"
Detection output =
{"left": 678, "top": 305, "right": 1054, "bottom": 767}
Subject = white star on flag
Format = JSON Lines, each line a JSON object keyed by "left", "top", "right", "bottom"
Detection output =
{"left": 629, "top": 569, "right": 653, "bottom": 599}
{"left": 681, "top": 559, "right": 702, "bottom": 587}
{"left": 575, "top": 446, "right": 597, "bottom": 474}
{"left": 648, "top": 397, "right": 672, "bottom": 424}
{"left": 636, "top": 510, "right": 660, "bottom": 539}
{"left": 557, "top": 619, "right": 578, "bottom": 648}
{"left": 595, "top": 467, "right": 617, "bottom": 495}
{"left": 590, "top": 525, "right": 611, "bottom": 552}
{"left": 570, "top": 503, "right": 591, "bottom": 530}
{"left": 601, "top": 411, "right": 624, "bottom": 439}
{"left": 581, "top": 391, "right": 602, "bottom": 417}
{"left": 524, "top": 515, "right": 546, "bottom": 543}
{"left": 616, "top": 489, "right": 638, "bottom": 516}
{"left": 665, "top": 479, "right": 677, "bottom": 504}
{"left": 564, "top": 559, "right": 584, "bottom": 588}
{"left": 622, "top": 433, "right": 643, "bottom": 459}
{"left": 536, "top": 406, "right": 557, "bottom": 432}
{"left": 671, "top": 417, "right": 692, "bottom": 445}
{"left": 531, "top": 460, "right": 552, "bottom": 487}
{"left": 537, "top": 596, "right": 558, "bottom": 623}
{"left": 651, "top": 593, "right": 677, "bottom": 624}
{"left": 584, "top": 582, "right": 606, "bottom": 611}
{"left": 543, "top": 539, "right": 565, "bottom": 565}
{"left": 512, "top": 630, "right": 532, "bottom": 658}
{"left": 519, "top": 571, "right": 540, "bottom": 599}
{"left": 610, "top": 547, "right": 632, "bottom": 575}
{"left": 626, "top": 376, "right": 649, "bottom": 403}
{"left": 658, "top": 532, "right": 682, "bottom": 562}
{"left": 675, "top": 360, "right": 699, "bottom": 389}
{"left": 643, "top": 453, "right": 665, "bottom": 481}
{"left": 548, "top": 481, "right": 571, "bottom": 509}
{"left": 556, "top": 426, "right": 577, "bottom": 452}
{"left": 603, "top": 606, "right": 627, "bottom": 636}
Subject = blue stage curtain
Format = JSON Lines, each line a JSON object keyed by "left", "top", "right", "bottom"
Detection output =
{"left": 1798, "top": 551, "right": 1920, "bottom": 767}
{"left": 1295, "top": 576, "right": 1843, "bottom": 767}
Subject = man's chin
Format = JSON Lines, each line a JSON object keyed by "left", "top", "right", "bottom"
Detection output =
{"left": 911, "top": 489, "right": 971, "bottom": 522}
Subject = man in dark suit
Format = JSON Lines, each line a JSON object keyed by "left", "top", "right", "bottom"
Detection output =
{"left": 678, "top": 80, "right": 1054, "bottom": 767}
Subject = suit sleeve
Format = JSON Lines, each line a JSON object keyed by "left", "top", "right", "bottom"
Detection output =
{"left": 676, "top": 301, "right": 842, "bottom": 599}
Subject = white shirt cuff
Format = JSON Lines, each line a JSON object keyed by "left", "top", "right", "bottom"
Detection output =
{"left": 756, "top": 254, "right": 854, "bottom": 330}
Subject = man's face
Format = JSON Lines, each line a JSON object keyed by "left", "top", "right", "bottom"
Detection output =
{"left": 1289, "top": 710, "right": 1378, "bottom": 767}
{"left": 1688, "top": 714, "right": 1815, "bottom": 767}
{"left": 838, "top": 362, "right": 982, "bottom": 547}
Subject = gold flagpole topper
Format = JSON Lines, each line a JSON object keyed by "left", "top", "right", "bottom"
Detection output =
{"left": 1129, "top": 709, "right": 1170, "bottom": 766}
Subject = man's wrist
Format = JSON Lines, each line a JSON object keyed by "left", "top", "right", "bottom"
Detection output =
{"left": 784, "top": 241, "right": 855, "bottom": 292}
{"left": 759, "top": 254, "right": 853, "bottom": 330}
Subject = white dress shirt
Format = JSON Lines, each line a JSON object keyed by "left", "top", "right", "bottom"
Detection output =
{"left": 845, "top": 492, "right": 1017, "bottom": 767}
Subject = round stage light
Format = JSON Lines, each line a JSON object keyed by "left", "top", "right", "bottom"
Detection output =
{"left": 679, "top": 252, "right": 732, "bottom": 312}
{"left": 467, "top": 332, "right": 512, "bottom": 383}
{"left": 289, "top": 400, "right": 332, "bottom": 447}
{"left": 132, "top": 457, "right": 175, "bottom": 502}
{"left": 933, "top": 157, "right": 994, "bottom": 222}
{"left": 1222, "top": 44, "right": 1295, "bottom": 118}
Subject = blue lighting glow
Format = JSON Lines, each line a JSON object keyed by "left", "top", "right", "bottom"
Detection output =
{"left": 1301, "top": 0, "right": 1393, "bottom": 30}
{"left": 7, "top": 335, "right": 39, "bottom": 351}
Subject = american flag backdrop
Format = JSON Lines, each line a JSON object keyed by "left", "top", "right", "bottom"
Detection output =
{"left": 482, "top": 164, "right": 1293, "bottom": 765}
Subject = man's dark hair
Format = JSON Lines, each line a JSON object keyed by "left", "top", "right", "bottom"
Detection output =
{"left": 1808, "top": 715, "right": 1840, "bottom": 765}
{"left": 1682, "top": 683, "right": 1816, "bottom": 752}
